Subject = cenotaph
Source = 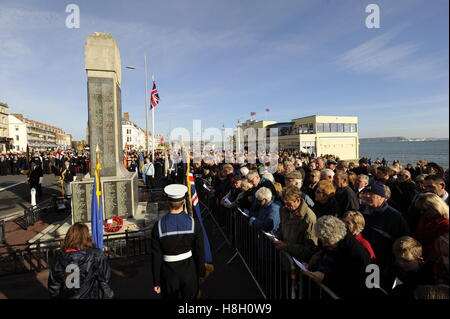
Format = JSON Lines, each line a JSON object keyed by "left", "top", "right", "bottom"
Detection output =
{"left": 71, "top": 32, "right": 139, "bottom": 223}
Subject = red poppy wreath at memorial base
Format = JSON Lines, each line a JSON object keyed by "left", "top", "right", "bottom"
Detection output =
{"left": 104, "top": 216, "right": 124, "bottom": 233}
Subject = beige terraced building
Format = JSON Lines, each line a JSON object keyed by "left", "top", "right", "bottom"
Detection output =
{"left": 11, "top": 114, "right": 71, "bottom": 151}
{"left": 237, "top": 115, "right": 359, "bottom": 160}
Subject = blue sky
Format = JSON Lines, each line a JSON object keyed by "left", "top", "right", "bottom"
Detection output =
{"left": 0, "top": 0, "right": 448, "bottom": 140}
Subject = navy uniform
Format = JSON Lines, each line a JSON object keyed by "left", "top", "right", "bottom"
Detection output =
{"left": 151, "top": 184, "right": 205, "bottom": 299}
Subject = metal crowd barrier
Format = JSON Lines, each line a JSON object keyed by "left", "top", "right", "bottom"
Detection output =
{"left": 197, "top": 184, "right": 339, "bottom": 300}
{"left": 229, "top": 209, "right": 296, "bottom": 299}
{"left": 0, "top": 228, "right": 151, "bottom": 277}
{"left": 14, "top": 198, "right": 56, "bottom": 230}
{"left": 0, "top": 219, "right": 5, "bottom": 244}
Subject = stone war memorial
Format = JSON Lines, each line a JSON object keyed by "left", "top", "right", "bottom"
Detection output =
{"left": 71, "top": 32, "right": 139, "bottom": 224}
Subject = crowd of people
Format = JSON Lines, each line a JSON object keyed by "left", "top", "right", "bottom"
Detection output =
{"left": 0, "top": 150, "right": 89, "bottom": 176}
{"left": 193, "top": 152, "right": 449, "bottom": 299}
{"left": 20, "top": 147, "right": 447, "bottom": 299}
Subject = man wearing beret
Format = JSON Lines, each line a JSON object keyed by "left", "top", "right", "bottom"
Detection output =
{"left": 361, "top": 181, "right": 410, "bottom": 268}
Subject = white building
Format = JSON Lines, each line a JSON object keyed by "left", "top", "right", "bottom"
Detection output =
{"left": 0, "top": 103, "right": 12, "bottom": 152}
{"left": 85, "top": 112, "right": 154, "bottom": 151}
{"left": 56, "top": 132, "right": 72, "bottom": 149}
{"left": 8, "top": 114, "right": 28, "bottom": 152}
{"left": 122, "top": 112, "right": 151, "bottom": 151}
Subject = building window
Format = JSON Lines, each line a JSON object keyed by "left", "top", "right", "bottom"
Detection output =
{"left": 16, "top": 135, "right": 19, "bottom": 141}
{"left": 338, "top": 123, "right": 344, "bottom": 132}
{"left": 323, "top": 123, "right": 331, "bottom": 133}
{"left": 350, "top": 124, "right": 357, "bottom": 133}
{"left": 316, "top": 123, "right": 324, "bottom": 133}
{"left": 330, "top": 123, "right": 338, "bottom": 132}
{"left": 344, "top": 124, "right": 350, "bottom": 133}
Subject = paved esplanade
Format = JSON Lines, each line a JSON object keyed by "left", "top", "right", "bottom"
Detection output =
{"left": 0, "top": 174, "right": 75, "bottom": 220}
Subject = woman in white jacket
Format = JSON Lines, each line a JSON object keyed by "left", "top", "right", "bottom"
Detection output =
{"left": 144, "top": 157, "right": 155, "bottom": 189}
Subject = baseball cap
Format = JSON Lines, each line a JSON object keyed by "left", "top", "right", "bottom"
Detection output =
{"left": 363, "top": 181, "right": 386, "bottom": 197}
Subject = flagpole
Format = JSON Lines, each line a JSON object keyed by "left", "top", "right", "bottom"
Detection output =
{"left": 152, "top": 74, "right": 155, "bottom": 162}
{"left": 144, "top": 54, "right": 149, "bottom": 156}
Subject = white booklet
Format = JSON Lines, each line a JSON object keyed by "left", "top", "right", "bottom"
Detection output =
{"left": 293, "top": 257, "right": 308, "bottom": 272}
{"left": 263, "top": 231, "right": 279, "bottom": 242}
{"left": 392, "top": 277, "right": 403, "bottom": 290}
{"left": 223, "top": 198, "right": 232, "bottom": 206}
{"left": 237, "top": 208, "right": 249, "bottom": 217}
{"left": 203, "top": 184, "right": 212, "bottom": 192}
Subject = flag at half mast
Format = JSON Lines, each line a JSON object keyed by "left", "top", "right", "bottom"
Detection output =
{"left": 150, "top": 79, "right": 160, "bottom": 109}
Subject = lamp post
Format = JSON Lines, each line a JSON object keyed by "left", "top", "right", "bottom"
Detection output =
{"left": 125, "top": 54, "right": 150, "bottom": 157}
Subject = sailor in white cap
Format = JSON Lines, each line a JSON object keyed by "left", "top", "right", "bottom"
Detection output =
{"left": 151, "top": 184, "right": 205, "bottom": 299}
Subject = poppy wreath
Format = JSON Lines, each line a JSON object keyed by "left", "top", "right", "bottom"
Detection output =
{"left": 104, "top": 216, "right": 124, "bottom": 233}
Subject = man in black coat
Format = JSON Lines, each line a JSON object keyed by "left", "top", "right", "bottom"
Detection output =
{"left": 29, "top": 161, "right": 43, "bottom": 199}
{"left": 154, "top": 154, "right": 165, "bottom": 186}
{"left": 394, "top": 170, "right": 418, "bottom": 215}
{"left": 11, "top": 155, "right": 19, "bottom": 175}
{"left": 333, "top": 170, "right": 360, "bottom": 216}
{"left": 351, "top": 158, "right": 369, "bottom": 176}
{"left": 1, "top": 155, "right": 11, "bottom": 175}
{"left": 43, "top": 155, "right": 51, "bottom": 174}
{"left": 361, "top": 181, "right": 410, "bottom": 269}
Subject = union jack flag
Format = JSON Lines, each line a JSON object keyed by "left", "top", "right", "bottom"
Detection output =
{"left": 188, "top": 172, "right": 199, "bottom": 208}
{"left": 250, "top": 112, "right": 256, "bottom": 116}
{"left": 187, "top": 170, "right": 213, "bottom": 264}
{"left": 150, "top": 80, "right": 160, "bottom": 109}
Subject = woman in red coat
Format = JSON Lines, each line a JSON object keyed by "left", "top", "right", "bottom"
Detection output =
{"left": 414, "top": 193, "right": 449, "bottom": 262}
{"left": 342, "top": 210, "right": 376, "bottom": 261}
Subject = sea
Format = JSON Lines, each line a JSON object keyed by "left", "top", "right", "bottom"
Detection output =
{"left": 359, "top": 140, "right": 449, "bottom": 169}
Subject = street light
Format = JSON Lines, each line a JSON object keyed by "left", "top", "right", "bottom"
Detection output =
{"left": 124, "top": 54, "right": 151, "bottom": 159}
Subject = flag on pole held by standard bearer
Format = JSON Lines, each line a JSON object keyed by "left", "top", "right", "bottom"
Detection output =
{"left": 91, "top": 145, "right": 104, "bottom": 250}
{"left": 184, "top": 156, "right": 214, "bottom": 278}
{"left": 138, "top": 152, "right": 146, "bottom": 184}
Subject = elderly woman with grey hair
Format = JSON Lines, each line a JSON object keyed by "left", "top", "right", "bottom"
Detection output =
{"left": 320, "top": 169, "right": 335, "bottom": 182}
{"left": 303, "top": 215, "right": 372, "bottom": 299}
{"left": 248, "top": 187, "right": 281, "bottom": 233}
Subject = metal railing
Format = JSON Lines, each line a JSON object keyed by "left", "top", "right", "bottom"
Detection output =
{"left": 13, "top": 195, "right": 71, "bottom": 230}
{"left": 0, "top": 219, "right": 5, "bottom": 244}
{"left": 198, "top": 186, "right": 339, "bottom": 300}
{"left": 0, "top": 228, "right": 151, "bottom": 277}
{"left": 14, "top": 198, "right": 55, "bottom": 230}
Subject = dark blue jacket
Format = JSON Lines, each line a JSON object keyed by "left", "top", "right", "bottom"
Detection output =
{"left": 249, "top": 200, "right": 281, "bottom": 233}
{"left": 362, "top": 202, "right": 410, "bottom": 267}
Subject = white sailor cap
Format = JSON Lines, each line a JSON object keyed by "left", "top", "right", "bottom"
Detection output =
{"left": 164, "top": 184, "right": 188, "bottom": 201}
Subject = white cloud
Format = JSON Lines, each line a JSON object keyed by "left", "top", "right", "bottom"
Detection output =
{"left": 338, "top": 29, "right": 447, "bottom": 81}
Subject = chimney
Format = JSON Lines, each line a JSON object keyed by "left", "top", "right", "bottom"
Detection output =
{"left": 124, "top": 112, "right": 129, "bottom": 121}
